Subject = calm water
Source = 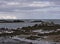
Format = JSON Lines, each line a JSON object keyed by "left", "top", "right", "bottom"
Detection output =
{"left": 0, "top": 19, "right": 60, "bottom": 29}
{"left": 0, "top": 22, "right": 41, "bottom": 29}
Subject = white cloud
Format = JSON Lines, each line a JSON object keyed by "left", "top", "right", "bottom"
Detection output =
{"left": 0, "top": 1, "right": 53, "bottom": 8}
{"left": 0, "top": 15, "right": 17, "bottom": 19}
{"left": 0, "top": 0, "right": 59, "bottom": 8}
{"left": 7, "top": 2, "right": 20, "bottom": 6}
{"left": 29, "top": 1, "right": 51, "bottom": 7}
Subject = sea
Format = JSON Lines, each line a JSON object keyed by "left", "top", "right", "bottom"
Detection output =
{"left": 0, "top": 19, "right": 60, "bottom": 29}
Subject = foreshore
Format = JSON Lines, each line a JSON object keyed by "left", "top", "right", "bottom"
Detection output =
{"left": 0, "top": 21, "right": 60, "bottom": 44}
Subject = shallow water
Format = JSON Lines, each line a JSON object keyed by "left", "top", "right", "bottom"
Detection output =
{"left": 12, "top": 36, "right": 60, "bottom": 44}
{"left": 0, "top": 19, "right": 60, "bottom": 29}
{"left": 0, "top": 22, "right": 41, "bottom": 29}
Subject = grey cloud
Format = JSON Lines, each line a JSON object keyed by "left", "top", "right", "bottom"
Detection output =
{"left": 0, "top": 0, "right": 60, "bottom": 19}
{"left": 0, "top": 6, "right": 41, "bottom": 12}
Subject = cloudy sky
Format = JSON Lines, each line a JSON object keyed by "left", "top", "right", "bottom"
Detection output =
{"left": 0, "top": 0, "right": 60, "bottom": 19}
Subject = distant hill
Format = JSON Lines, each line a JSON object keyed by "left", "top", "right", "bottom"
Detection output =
{"left": 31, "top": 20, "right": 43, "bottom": 23}
{"left": 0, "top": 20, "right": 24, "bottom": 23}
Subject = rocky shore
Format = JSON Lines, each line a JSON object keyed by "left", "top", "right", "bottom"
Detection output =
{"left": 0, "top": 21, "right": 60, "bottom": 44}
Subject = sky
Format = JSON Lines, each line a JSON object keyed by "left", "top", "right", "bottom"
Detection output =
{"left": 0, "top": 0, "right": 60, "bottom": 19}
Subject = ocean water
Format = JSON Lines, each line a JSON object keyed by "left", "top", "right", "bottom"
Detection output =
{"left": 0, "top": 22, "right": 41, "bottom": 29}
{"left": 0, "top": 19, "right": 60, "bottom": 29}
